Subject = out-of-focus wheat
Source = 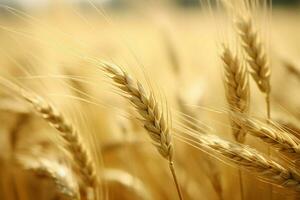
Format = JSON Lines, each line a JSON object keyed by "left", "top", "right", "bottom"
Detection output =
{"left": 19, "top": 89, "right": 97, "bottom": 188}
{"left": 18, "top": 156, "right": 79, "bottom": 200}
{"left": 102, "top": 169, "right": 152, "bottom": 200}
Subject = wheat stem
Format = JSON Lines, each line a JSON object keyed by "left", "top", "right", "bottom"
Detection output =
{"left": 169, "top": 161, "right": 184, "bottom": 200}
{"left": 238, "top": 170, "right": 244, "bottom": 200}
{"left": 266, "top": 94, "right": 271, "bottom": 120}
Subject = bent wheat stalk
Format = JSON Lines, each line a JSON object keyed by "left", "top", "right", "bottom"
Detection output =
{"left": 221, "top": 45, "right": 250, "bottom": 143}
{"left": 101, "top": 61, "right": 183, "bottom": 200}
{"left": 236, "top": 16, "right": 271, "bottom": 119}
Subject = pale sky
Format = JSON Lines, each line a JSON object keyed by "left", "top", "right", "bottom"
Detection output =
{"left": 11, "top": 0, "right": 111, "bottom": 9}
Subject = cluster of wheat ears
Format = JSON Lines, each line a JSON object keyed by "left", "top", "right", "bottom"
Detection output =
{"left": 1, "top": 0, "right": 300, "bottom": 199}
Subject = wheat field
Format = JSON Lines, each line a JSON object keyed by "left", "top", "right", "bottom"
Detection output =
{"left": 0, "top": 0, "right": 300, "bottom": 200}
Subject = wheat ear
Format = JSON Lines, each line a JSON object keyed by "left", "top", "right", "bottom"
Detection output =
{"left": 102, "top": 169, "right": 152, "bottom": 200}
{"left": 236, "top": 16, "right": 271, "bottom": 119}
{"left": 274, "top": 118, "right": 300, "bottom": 138}
{"left": 18, "top": 157, "right": 79, "bottom": 200}
{"left": 101, "top": 61, "right": 183, "bottom": 200}
{"left": 221, "top": 45, "right": 250, "bottom": 143}
{"left": 20, "top": 89, "right": 97, "bottom": 188}
{"left": 195, "top": 134, "right": 300, "bottom": 192}
{"left": 240, "top": 118, "right": 300, "bottom": 158}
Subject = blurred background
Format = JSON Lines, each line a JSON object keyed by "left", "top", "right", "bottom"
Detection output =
{"left": 0, "top": 0, "right": 299, "bottom": 11}
{"left": 0, "top": 0, "right": 300, "bottom": 200}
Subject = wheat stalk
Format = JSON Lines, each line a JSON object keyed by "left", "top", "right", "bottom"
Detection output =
{"left": 100, "top": 61, "right": 183, "bottom": 200}
{"left": 221, "top": 45, "right": 250, "bottom": 143}
{"left": 19, "top": 89, "right": 97, "bottom": 188}
{"left": 236, "top": 16, "right": 271, "bottom": 119}
{"left": 193, "top": 134, "right": 300, "bottom": 192}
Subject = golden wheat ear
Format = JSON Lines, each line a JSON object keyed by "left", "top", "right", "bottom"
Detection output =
{"left": 193, "top": 134, "right": 300, "bottom": 192}
{"left": 274, "top": 117, "right": 300, "bottom": 140}
{"left": 102, "top": 169, "right": 152, "bottom": 200}
{"left": 0, "top": 76, "right": 99, "bottom": 198}
{"left": 100, "top": 61, "right": 183, "bottom": 200}
{"left": 221, "top": 45, "right": 250, "bottom": 143}
{"left": 244, "top": 118, "right": 300, "bottom": 158}
{"left": 19, "top": 89, "right": 98, "bottom": 188}
{"left": 17, "top": 156, "right": 80, "bottom": 200}
{"left": 235, "top": 16, "right": 271, "bottom": 119}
